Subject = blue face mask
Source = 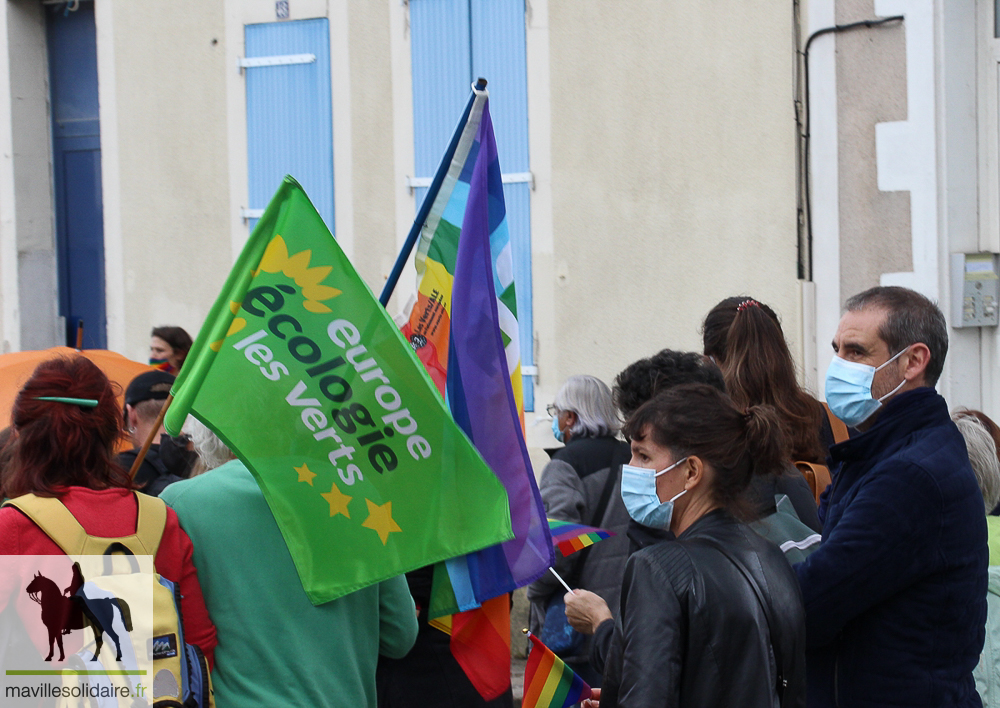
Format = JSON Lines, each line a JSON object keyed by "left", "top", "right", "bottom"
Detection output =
{"left": 825, "top": 346, "right": 909, "bottom": 428}
{"left": 620, "top": 458, "right": 688, "bottom": 529}
{"left": 551, "top": 415, "right": 564, "bottom": 443}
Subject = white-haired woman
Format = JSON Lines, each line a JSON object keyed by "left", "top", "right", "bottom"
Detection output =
{"left": 183, "top": 417, "right": 236, "bottom": 475}
{"left": 527, "top": 375, "right": 632, "bottom": 688}
{"left": 953, "top": 409, "right": 1000, "bottom": 707}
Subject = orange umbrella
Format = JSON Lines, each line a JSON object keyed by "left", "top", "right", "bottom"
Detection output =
{"left": 0, "top": 347, "right": 152, "bottom": 446}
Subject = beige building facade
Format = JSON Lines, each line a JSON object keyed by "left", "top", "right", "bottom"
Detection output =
{"left": 0, "top": 0, "right": 872, "bottom": 456}
{"left": 805, "top": 0, "right": 1000, "bottom": 416}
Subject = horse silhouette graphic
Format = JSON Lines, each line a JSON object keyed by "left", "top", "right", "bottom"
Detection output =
{"left": 26, "top": 562, "right": 133, "bottom": 662}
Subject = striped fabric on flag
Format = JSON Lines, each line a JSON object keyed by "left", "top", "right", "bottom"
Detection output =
{"left": 547, "top": 518, "right": 615, "bottom": 557}
{"left": 401, "top": 92, "right": 525, "bottom": 422}
{"left": 523, "top": 631, "right": 592, "bottom": 708}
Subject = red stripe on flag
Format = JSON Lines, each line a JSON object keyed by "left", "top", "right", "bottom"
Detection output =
{"left": 522, "top": 634, "right": 556, "bottom": 708}
{"left": 450, "top": 594, "right": 511, "bottom": 700}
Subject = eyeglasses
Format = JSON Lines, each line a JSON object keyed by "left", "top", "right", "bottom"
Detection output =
{"left": 546, "top": 403, "right": 559, "bottom": 417}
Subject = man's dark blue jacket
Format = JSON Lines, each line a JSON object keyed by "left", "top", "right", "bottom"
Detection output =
{"left": 795, "top": 387, "right": 987, "bottom": 708}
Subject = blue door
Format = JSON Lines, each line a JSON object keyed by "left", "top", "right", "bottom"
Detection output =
{"left": 244, "top": 19, "right": 334, "bottom": 234}
{"left": 410, "top": 0, "right": 535, "bottom": 409}
{"left": 47, "top": 2, "right": 105, "bottom": 349}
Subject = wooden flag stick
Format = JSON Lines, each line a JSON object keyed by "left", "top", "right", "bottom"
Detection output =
{"left": 548, "top": 567, "right": 574, "bottom": 595}
{"left": 128, "top": 393, "right": 174, "bottom": 479}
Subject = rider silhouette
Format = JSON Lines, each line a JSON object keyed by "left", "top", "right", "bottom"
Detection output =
{"left": 62, "top": 562, "right": 85, "bottom": 634}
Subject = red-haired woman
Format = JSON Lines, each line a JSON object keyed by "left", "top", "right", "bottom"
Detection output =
{"left": 0, "top": 356, "right": 216, "bottom": 666}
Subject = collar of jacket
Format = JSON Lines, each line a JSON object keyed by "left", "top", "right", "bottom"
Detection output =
{"left": 829, "top": 386, "right": 947, "bottom": 464}
{"left": 627, "top": 519, "right": 675, "bottom": 552}
{"left": 553, "top": 435, "right": 630, "bottom": 479}
{"left": 676, "top": 508, "right": 736, "bottom": 540}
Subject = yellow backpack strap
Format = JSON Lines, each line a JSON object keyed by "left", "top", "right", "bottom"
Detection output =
{"left": 1, "top": 494, "right": 90, "bottom": 556}
{"left": 133, "top": 492, "right": 167, "bottom": 558}
{"left": 823, "top": 402, "right": 850, "bottom": 444}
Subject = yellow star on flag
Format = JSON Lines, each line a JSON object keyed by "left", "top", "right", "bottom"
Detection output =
{"left": 362, "top": 499, "right": 401, "bottom": 545}
{"left": 294, "top": 463, "right": 317, "bottom": 486}
{"left": 321, "top": 483, "right": 352, "bottom": 519}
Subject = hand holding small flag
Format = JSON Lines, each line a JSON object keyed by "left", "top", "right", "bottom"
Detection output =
{"left": 581, "top": 688, "right": 601, "bottom": 708}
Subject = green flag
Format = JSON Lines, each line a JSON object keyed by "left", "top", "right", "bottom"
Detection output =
{"left": 165, "top": 177, "right": 513, "bottom": 605}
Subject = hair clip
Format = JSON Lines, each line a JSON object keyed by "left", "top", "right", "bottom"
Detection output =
{"left": 736, "top": 299, "right": 760, "bottom": 312}
{"left": 35, "top": 396, "right": 99, "bottom": 408}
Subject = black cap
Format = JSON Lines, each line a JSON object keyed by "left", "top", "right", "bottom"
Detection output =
{"left": 124, "top": 370, "right": 175, "bottom": 407}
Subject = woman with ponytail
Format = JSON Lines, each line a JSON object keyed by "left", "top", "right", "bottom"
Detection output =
{"left": 598, "top": 384, "right": 805, "bottom": 708}
{"left": 0, "top": 356, "right": 216, "bottom": 666}
{"left": 703, "top": 296, "right": 826, "bottom": 530}
{"left": 703, "top": 296, "right": 827, "bottom": 460}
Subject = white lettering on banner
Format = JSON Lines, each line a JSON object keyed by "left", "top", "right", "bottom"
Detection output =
{"left": 285, "top": 381, "right": 328, "bottom": 432}
{"left": 324, "top": 319, "right": 431, "bottom": 461}
{"left": 232, "top": 330, "right": 289, "bottom": 381}
{"left": 227, "top": 317, "right": 434, "bottom": 490}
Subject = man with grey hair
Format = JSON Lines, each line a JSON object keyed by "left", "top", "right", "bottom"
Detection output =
{"left": 796, "top": 286, "right": 987, "bottom": 708}
{"left": 549, "top": 374, "right": 623, "bottom": 441}
{"left": 528, "top": 375, "right": 631, "bottom": 686}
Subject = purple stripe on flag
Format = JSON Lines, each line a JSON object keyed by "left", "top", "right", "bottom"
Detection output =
{"left": 446, "top": 100, "right": 553, "bottom": 599}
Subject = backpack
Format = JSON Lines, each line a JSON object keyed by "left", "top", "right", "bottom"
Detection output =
{"left": 795, "top": 403, "right": 849, "bottom": 505}
{"left": 3, "top": 492, "right": 214, "bottom": 708}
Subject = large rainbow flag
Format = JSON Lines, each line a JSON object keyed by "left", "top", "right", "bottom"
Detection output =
{"left": 402, "top": 84, "right": 552, "bottom": 613}
{"left": 399, "top": 83, "right": 553, "bottom": 699}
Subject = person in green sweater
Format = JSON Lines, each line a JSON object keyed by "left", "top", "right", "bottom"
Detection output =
{"left": 161, "top": 439, "right": 418, "bottom": 708}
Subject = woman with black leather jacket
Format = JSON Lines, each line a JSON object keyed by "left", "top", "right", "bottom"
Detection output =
{"left": 596, "top": 383, "right": 806, "bottom": 708}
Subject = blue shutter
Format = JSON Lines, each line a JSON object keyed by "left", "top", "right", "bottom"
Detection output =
{"left": 408, "top": 0, "right": 471, "bottom": 213}
{"left": 470, "top": 0, "right": 533, "bottom": 411}
{"left": 245, "top": 19, "right": 334, "bottom": 233}
{"left": 410, "top": 0, "right": 535, "bottom": 409}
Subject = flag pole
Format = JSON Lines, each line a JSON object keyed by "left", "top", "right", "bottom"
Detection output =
{"left": 128, "top": 394, "right": 174, "bottom": 479}
{"left": 378, "top": 77, "right": 488, "bottom": 307}
{"left": 548, "top": 567, "right": 575, "bottom": 595}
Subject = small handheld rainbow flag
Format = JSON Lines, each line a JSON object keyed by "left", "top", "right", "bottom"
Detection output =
{"left": 547, "top": 518, "right": 615, "bottom": 557}
{"left": 522, "top": 630, "right": 592, "bottom": 708}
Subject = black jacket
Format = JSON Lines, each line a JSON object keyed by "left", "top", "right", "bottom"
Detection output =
{"left": 376, "top": 566, "right": 512, "bottom": 708}
{"left": 601, "top": 509, "right": 806, "bottom": 708}
{"left": 117, "top": 434, "right": 196, "bottom": 497}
